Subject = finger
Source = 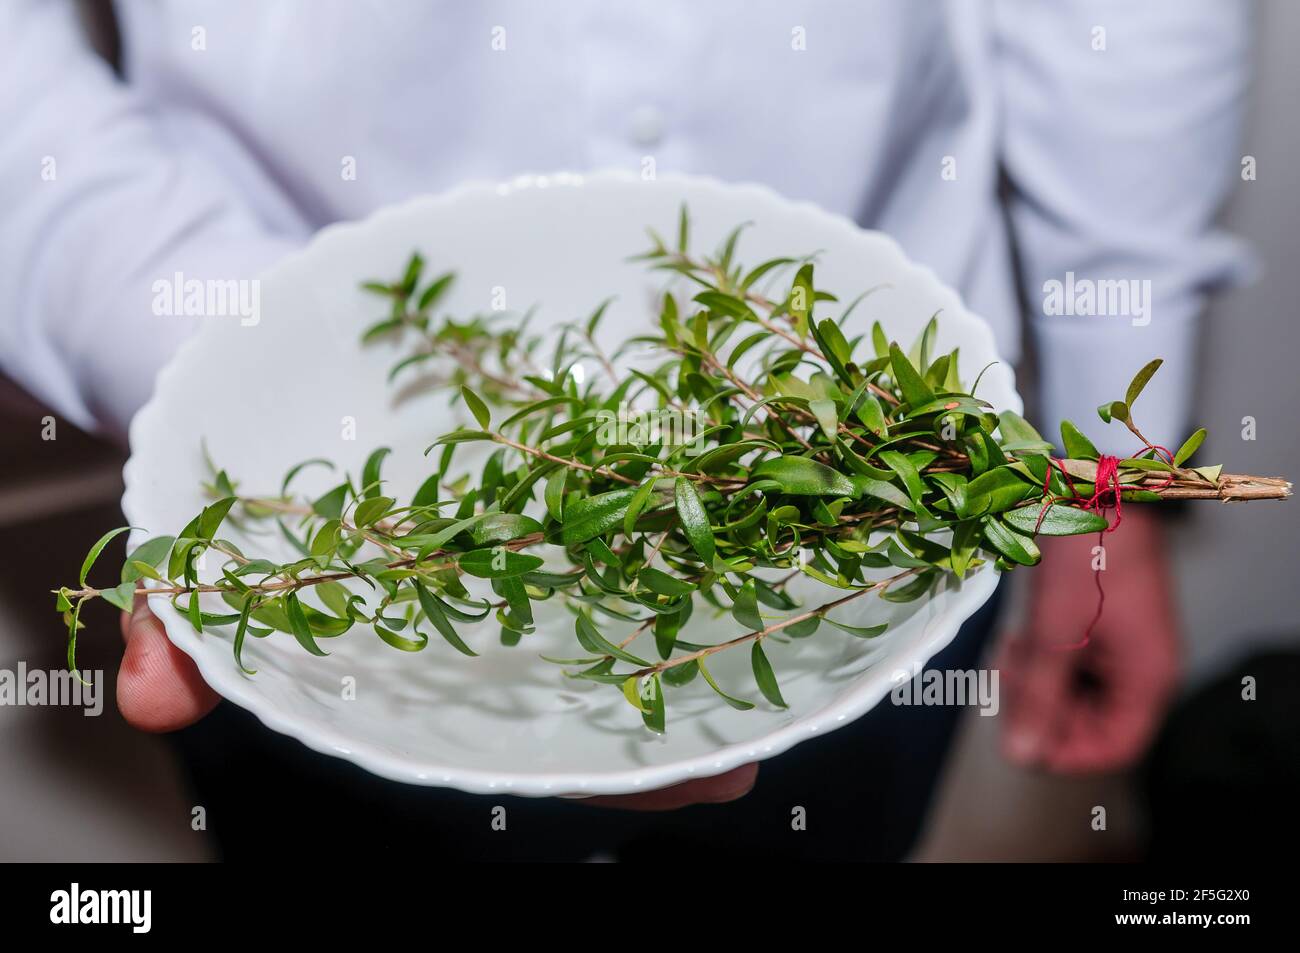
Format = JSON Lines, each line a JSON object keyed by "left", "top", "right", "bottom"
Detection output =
{"left": 583, "top": 763, "right": 759, "bottom": 811}
{"left": 1043, "top": 620, "right": 1178, "bottom": 774}
{"left": 1043, "top": 696, "right": 1158, "bottom": 774}
{"left": 117, "top": 599, "right": 220, "bottom": 732}
{"left": 1045, "top": 665, "right": 1169, "bottom": 774}
{"left": 996, "top": 629, "right": 1073, "bottom": 767}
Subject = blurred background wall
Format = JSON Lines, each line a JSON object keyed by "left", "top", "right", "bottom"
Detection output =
{"left": 1, "top": 0, "right": 1295, "bottom": 861}
{"left": 1170, "top": 0, "right": 1299, "bottom": 684}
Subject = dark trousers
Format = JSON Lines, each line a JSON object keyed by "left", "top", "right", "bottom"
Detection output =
{"left": 173, "top": 588, "right": 1002, "bottom": 862}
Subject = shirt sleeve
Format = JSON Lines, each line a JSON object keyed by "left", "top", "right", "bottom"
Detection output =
{"left": 993, "top": 0, "right": 1255, "bottom": 455}
{"left": 0, "top": 1, "right": 296, "bottom": 440}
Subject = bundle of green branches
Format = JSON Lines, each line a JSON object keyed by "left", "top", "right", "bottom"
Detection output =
{"left": 57, "top": 210, "right": 1291, "bottom": 731}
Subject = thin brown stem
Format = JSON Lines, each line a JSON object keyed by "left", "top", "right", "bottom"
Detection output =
{"left": 631, "top": 567, "right": 921, "bottom": 678}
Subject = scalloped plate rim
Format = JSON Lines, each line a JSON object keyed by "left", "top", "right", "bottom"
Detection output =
{"left": 122, "top": 169, "right": 1015, "bottom": 797}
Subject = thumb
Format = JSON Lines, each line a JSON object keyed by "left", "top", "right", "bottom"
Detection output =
{"left": 118, "top": 597, "right": 220, "bottom": 732}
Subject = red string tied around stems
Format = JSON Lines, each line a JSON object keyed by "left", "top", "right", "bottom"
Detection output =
{"left": 1032, "top": 445, "right": 1175, "bottom": 651}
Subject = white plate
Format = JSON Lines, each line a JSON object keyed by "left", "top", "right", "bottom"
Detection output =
{"left": 123, "top": 171, "right": 1019, "bottom": 797}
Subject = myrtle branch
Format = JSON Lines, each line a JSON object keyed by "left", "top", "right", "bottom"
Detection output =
{"left": 56, "top": 208, "right": 1290, "bottom": 730}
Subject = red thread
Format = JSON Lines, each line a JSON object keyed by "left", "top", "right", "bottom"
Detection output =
{"left": 1032, "top": 445, "right": 1175, "bottom": 651}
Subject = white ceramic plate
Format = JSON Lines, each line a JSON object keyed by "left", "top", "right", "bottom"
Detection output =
{"left": 123, "top": 171, "right": 1019, "bottom": 797}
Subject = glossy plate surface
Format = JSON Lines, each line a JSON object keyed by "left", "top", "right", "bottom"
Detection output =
{"left": 123, "top": 171, "right": 1018, "bottom": 796}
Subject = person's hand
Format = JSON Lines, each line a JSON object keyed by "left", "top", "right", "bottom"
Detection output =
{"left": 118, "top": 597, "right": 220, "bottom": 732}
{"left": 996, "top": 507, "right": 1181, "bottom": 774}
{"left": 118, "top": 599, "right": 757, "bottom": 807}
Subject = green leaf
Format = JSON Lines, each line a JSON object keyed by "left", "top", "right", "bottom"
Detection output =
{"left": 312, "top": 483, "right": 350, "bottom": 520}
{"left": 310, "top": 519, "right": 341, "bottom": 557}
{"left": 674, "top": 477, "right": 716, "bottom": 564}
{"left": 818, "top": 318, "right": 853, "bottom": 365}
{"left": 640, "top": 673, "right": 666, "bottom": 733}
{"left": 467, "top": 513, "right": 543, "bottom": 546}
{"left": 950, "top": 520, "right": 979, "bottom": 580}
{"left": 316, "top": 581, "right": 353, "bottom": 619}
{"left": 808, "top": 398, "right": 838, "bottom": 439}
{"left": 496, "top": 575, "right": 534, "bottom": 628}
{"left": 1097, "top": 400, "right": 1129, "bottom": 424}
{"left": 1060, "top": 420, "right": 1100, "bottom": 461}
{"left": 662, "top": 658, "right": 699, "bottom": 687}
{"left": 282, "top": 459, "right": 335, "bottom": 498}
{"left": 574, "top": 610, "right": 650, "bottom": 665}
{"left": 1174, "top": 428, "right": 1207, "bottom": 466}
{"left": 407, "top": 512, "right": 491, "bottom": 556}
{"left": 889, "top": 343, "right": 934, "bottom": 407}
{"left": 740, "top": 256, "right": 795, "bottom": 292}
{"left": 376, "top": 625, "right": 429, "bottom": 652}
{"left": 127, "top": 561, "right": 162, "bottom": 582}
{"left": 880, "top": 572, "right": 936, "bottom": 603}
{"left": 726, "top": 330, "right": 770, "bottom": 370}
{"left": 637, "top": 567, "right": 696, "bottom": 598}
{"left": 168, "top": 535, "right": 203, "bottom": 582}
{"left": 1125, "top": 358, "right": 1163, "bottom": 408}
{"left": 457, "top": 549, "right": 544, "bottom": 579}
{"left": 731, "top": 580, "right": 763, "bottom": 630}
{"left": 821, "top": 616, "right": 888, "bottom": 638}
{"left": 544, "top": 467, "right": 567, "bottom": 522}
{"left": 910, "top": 313, "right": 939, "bottom": 373}
{"left": 695, "top": 290, "right": 757, "bottom": 321}
{"left": 623, "top": 477, "right": 661, "bottom": 539}
{"left": 961, "top": 467, "right": 1036, "bottom": 517}
{"left": 428, "top": 429, "right": 494, "bottom": 447}
{"left": 121, "top": 535, "right": 175, "bottom": 583}
{"left": 751, "top": 641, "right": 787, "bottom": 708}
{"left": 996, "top": 412, "right": 1052, "bottom": 452}
{"left": 500, "top": 396, "right": 578, "bottom": 429}
{"left": 400, "top": 251, "right": 424, "bottom": 294}
{"left": 982, "top": 518, "right": 1041, "bottom": 566}
{"left": 751, "top": 456, "right": 856, "bottom": 497}
{"left": 411, "top": 472, "right": 441, "bottom": 508}
{"left": 284, "top": 592, "right": 329, "bottom": 656}
{"left": 100, "top": 580, "right": 137, "bottom": 614}
{"left": 460, "top": 386, "right": 491, "bottom": 430}
{"left": 654, "top": 605, "right": 686, "bottom": 659}
{"left": 353, "top": 495, "right": 395, "bottom": 528}
{"left": 436, "top": 595, "right": 496, "bottom": 624}
{"left": 621, "top": 675, "right": 649, "bottom": 713}
{"left": 415, "top": 581, "right": 478, "bottom": 656}
{"left": 79, "top": 526, "right": 134, "bottom": 587}
{"left": 879, "top": 450, "right": 930, "bottom": 514}
{"left": 871, "top": 321, "right": 889, "bottom": 359}
{"left": 584, "top": 296, "right": 615, "bottom": 337}
{"left": 790, "top": 264, "right": 815, "bottom": 336}
{"left": 853, "top": 392, "right": 888, "bottom": 438}
{"left": 361, "top": 317, "right": 403, "bottom": 342}
{"left": 784, "top": 615, "right": 821, "bottom": 638}
{"left": 417, "top": 272, "right": 455, "bottom": 312}
{"left": 851, "top": 477, "right": 914, "bottom": 512}
{"left": 909, "top": 395, "right": 991, "bottom": 419}
{"left": 198, "top": 497, "right": 237, "bottom": 539}
{"left": 560, "top": 488, "right": 637, "bottom": 546}
{"left": 1119, "top": 457, "right": 1172, "bottom": 473}
{"left": 185, "top": 590, "right": 203, "bottom": 635}
{"left": 233, "top": 596, "right": 257, "bottom": 675}
{"left": 697, "top": 659, "right": 754, "bottom": 710}
{"left": 360, "top": 447, "right": 392, "bottom": 499}
{"left": 1003, "top": 502, "right": 1108, "bottom": 537}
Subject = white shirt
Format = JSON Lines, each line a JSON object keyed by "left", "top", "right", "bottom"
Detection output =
{"left": 0, "top": 0, "right": 1252, "bottom": 449}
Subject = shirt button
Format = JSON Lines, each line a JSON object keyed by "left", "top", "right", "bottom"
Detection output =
{"left": 629, "top": 105, "right": 665, "bottom": 146}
